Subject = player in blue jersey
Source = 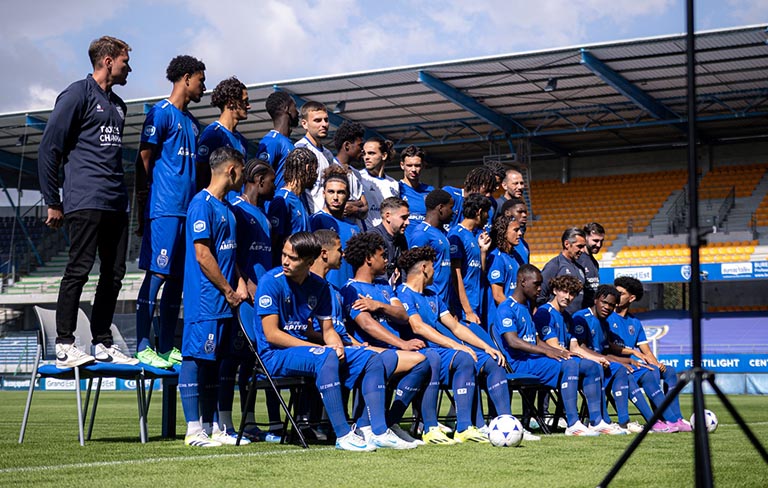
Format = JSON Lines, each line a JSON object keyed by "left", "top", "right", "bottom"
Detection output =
{"left": 295, "top": 101, "right": 335, "bottom": 214}
{"left": 485, "top": 214, "right": 525, "bottom": 328}
{"left": 332, "top": 120, "right": 369, "bottom": 222}
{"left": 442, "top": 166, "right": 496, "bottom": 231}
{"left": 267, "top": 147, "right": 318, "bottom": 265}
{"left": 448, "top": 193, "right": 491, "bottom": 323}
{"left": 611, "top": 276, "right": 691, "bottom": 432}
{"left": 38, "top": 36, "right": 138, "bottom": 368}
{"left": 178, "top": 147, "right": 248, "bottom": 447}
{"left": 571, "top": 285, "right": 671, "bottom": 433}
{"left": 497, "top": 197, "right": 531, "bottom": 264}
{"left": 492, "top": 264, "right": 599, "bottom": 436}
{"left": 538, "top": 227, "right": 588, "bottom": 313}
{"left": 339, "top": 232, "right": 433, "bottom": 446}
{"left": 257, "top": 91, "right": 299, "bottom": 189}
{"left": 254, "top": 232, "right": 415, "bottom": 450}
{"left": 398, "top": 246, "right": 512, "bottom": 444}
{"left": 578, "top": 222, "right": 605, "bottom": 309}
{"left": 310, "top": 166, "right": 363, "bottom": 289}
{"left": 407, "top": 189, "right": 454, "bottom": 305}
{"left": 134, "top": 55, "right": 206, "bottom": 368}
{"left": 361, "top": 137, "right": 400, "bottom": 228}
{"left": 196, "top": 77, "right": 250, "bottom": 191}
{"left": 398, "top": 145, "right": 434, "bottom": 227}
{"left": 534, "top": 275, "right": 625, "bottom": 435}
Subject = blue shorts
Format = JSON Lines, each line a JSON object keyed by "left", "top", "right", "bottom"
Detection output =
{"left": 182, "top": 318, "right": 228, "bottom": 360}
{"left": 262, "top": 345, "right": 375, "bottom": 390}
{"left": 603, "top": 362, "right": 629, "bottom": 388}
{"left": 139, "top": 216, "right": 185, "bottom": 276}
{"left": 509, "top": 355, "right": 563, "bottom": 388}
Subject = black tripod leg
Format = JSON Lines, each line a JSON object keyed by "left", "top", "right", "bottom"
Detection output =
{"left": 598, "top": 373, "right": 691, "bottom": 488}
{"left": 691, "top": 371, "right": 714, "bottom": 488}
{"left": 707, "top": 376, "right": 768, "bottom": 464}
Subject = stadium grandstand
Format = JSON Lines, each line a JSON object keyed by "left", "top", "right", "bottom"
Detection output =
{"left": 0, "top": 24, "right": 766, "bottom": 392}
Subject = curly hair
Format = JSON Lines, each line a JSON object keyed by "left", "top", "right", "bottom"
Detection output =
{"left": 211, "top": 76, "right": 246, "bottom": 111}
{"left": 283, "top": 147, "right": 318, "bottom": 190}
{"left": 344, "top": 232, "right": 385, "bottom": 271}
{"left": 265, "top": 91, "right": 293, "bottom": 119}
{"left": 483, "top": 160, "right": 507, "bottom": 183}
{"left": 490, "top": 213, "right": 518, "bottom": 253}
{"left": 614, "top": 276, "right": 644, "bottom": 301}
{"left": 365, "top": 137, "right": 395, "bottom": 162}
{"left": 596, "top": 284, "right": 620, "bottom": 303}
{"left": 549, "top": 275, "right": 583, "bottom": 295}
{"left": 244, "top": 158, "right": 274, "bottom": 183}
{"left": 463, "top": 166, "right": 496, "bottom": 194}
{"left": 333, "top": 121, "right": 365, "bottom": 152}
{"left": 323, "top": 164, "right": 349, "bottom": 189}
{"left": 166, "top": 55, "right": 206, "bottom": 83}
{"left": 462, "top": 193, "right": 491, "bottom": 219}
{"left": 398, "top": 246, "right": 436, "bottom": 276}
{"left": 496, "top": 197, "right": 526, "bottom": 223}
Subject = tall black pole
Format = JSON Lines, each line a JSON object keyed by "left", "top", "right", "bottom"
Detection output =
{"left": 685, "top": 1, "right": 714, "bottom": 486}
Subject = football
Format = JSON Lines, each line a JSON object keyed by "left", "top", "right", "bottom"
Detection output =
{"left": 690, "top": 409, "right": 718, "bottom": 433}
{"left": 488, "top": 414, "right": 524, "bottom": 447}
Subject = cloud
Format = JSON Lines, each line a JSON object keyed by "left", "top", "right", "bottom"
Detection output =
{"left": 725, "top": 0, "right": 768, "bottom": 24}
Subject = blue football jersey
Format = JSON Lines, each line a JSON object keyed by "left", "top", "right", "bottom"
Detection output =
{"left": 396, "top": 284, "right": 450, "bottom": 348}
{"left": 310, "top": 280, "right": 353, "bottom": 345}
{"left": 229, "top": 194, "right": 271, "bottom": 285}
{"left": 533, "top": 303, "right": 574, "bottom": 349}
{"left": 341, "top": 279, "right": 403, "bottom": 348}
{"left": 441, "top": 185, "right": 464, "bottom": 231}
{"left": 407, "top": 221, "right": 452, "bottom": 304}
{"left": 309, "top": 211, "right": 362, "bottom": 290}
{"left": 253, "top": 267, "right": 333, "bottom": 354}
{"left": 183, "top": 190, "right": 238, "bottom": 323}
{"left": 141, "top": 100, "right": 200, "bottom": 218}
{"left": 447, "top": 224, "right": 482, "bottom": 316}
{"left": 493, "top": 298, "right": 540, "bottom": 362}
{"left": 197, "top": 121, "right": 248, "bottom": 164}
{"left": 257, "top": 130, "right": 294, "bottom": 190}
{"left": 515, "top": 237, "right": 530, "bottom": 264}
{"left": 267, "top": 188, "right": 311, "bottom": 241}
{"left": 607, "top": 312, "right": 648, "bottom": 350}
{"left": 399, "top": 181, "right": 434, "bottom": 226}
{"left": 571, "top": 308, "right": 610, "bottom": 353}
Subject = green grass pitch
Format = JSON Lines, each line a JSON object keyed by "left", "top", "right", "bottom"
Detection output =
{"left": 1, "top": 390, "right": 766, "bottom": 487}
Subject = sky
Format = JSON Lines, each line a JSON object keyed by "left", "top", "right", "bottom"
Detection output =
{"left": 0, "top": 0, "right": 765, "bottom": 114}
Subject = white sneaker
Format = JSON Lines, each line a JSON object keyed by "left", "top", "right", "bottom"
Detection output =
{"left": 391, "top": 424, "right": 424, "bottom": 446}
{"left": 371, "top": 428, "right": 418, "bottom": 449}
{"left": 336, "top": 430, "right": 376, "bottom": 452}
{"left": 184, "top": 430, "right": 222, "bottom": 447}
{"left": 93, "top": 343, "right": 139, "bottom": 365}
{"left": 590, "top": 420, "right": 628, "bottom": 435}
{"left": 55, "top": 343, "right": 95, "bottom": 368}
{"left": 212, "top": 425, "right": 251, "bottom": 445}
{"left": 358, "top": 425, "right": 374, "bottom": 444}
{"left": 624, "top": 421, "right": 644, "bottom": 433}
{"left": 523, "top": 429, "right": 541, "bottom": 441}
{"left": 477, "top": 425, "right": 490, "bottom": 436}
{"left": 565, "top": 420, "right": 600, "bottom": 437}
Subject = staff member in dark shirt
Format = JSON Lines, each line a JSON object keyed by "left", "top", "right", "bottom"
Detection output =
{"left": 578, "top": 222, "right": 605, "bottom": 309}
{"left": 537, "top": 227, "right": 588, "bottom": 313}
{"left": 38, "top": 36, "right": 138, "bottom": 368}
{"left": 369, "top": 197, "right": 409, "bottom": 284}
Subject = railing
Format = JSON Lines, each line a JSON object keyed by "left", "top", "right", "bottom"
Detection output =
{"left": 667, "top": 187, "right": 688, "bottom": 235}
{"left": 715, "top": 185, "right": 735, "bottom": 230}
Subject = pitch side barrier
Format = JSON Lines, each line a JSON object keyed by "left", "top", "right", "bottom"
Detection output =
{"left": 601, "top": 262, "right": 768, "bottom": 283}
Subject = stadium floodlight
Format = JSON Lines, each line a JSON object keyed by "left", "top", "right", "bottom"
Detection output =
{"left": 332, "top": 100, "right": 346, "bottom": 114}
{"left": 543, "top": 78, "right": 558, "bottom": 92}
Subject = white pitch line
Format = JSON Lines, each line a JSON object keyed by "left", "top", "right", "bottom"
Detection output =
{"left": 0, "top": 447, "right": 335, "bottom": 475}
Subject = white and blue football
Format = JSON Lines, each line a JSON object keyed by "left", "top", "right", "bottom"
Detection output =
{"left": 690, "top": 409, "right": 718, "bottom": 433}
{"left": 488, "top": 414, "right": 524, "bottom": 447}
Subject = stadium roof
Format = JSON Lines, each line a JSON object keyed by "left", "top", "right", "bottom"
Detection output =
{"left": 1, "top": 23, "right": 767, "bottom": 189}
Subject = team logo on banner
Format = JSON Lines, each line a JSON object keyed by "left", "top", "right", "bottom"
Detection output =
{"left": 681, "top": 265, "right": 692, "bottom": 281}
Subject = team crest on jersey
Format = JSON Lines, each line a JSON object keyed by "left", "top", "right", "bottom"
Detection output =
{"left": 429, "top": 300, "right": 437, "bottom": 314}
{"left": 198, "top": 145, "right": 209, "bottom": 156}
{"left": 450, "top": 245, "right": 458, "bottom": 254}
{"left": 193, "top": 220, "right": 206, "bottom": 233}
{"left": 270, "top": 216, "right": 279, "bottom": 227}
{"left": 144, "top": 125, "right": 156, "bottom": 137}
{"left": 490, "top": 270, "right": 501, "bottom": 280}
{"left": 258, "top": 295, "right": 273, "bottom": 308}
{"left": 308, "top": 295, "right": 318, "bottom": 309}
{"left": 156, "top": 249, "right": 169, "bottom": 268}
{"left": 257, "top": 151, "right": 270, "bottom": 162}
{"left": 204, "top": 333, "right": 215, "bottom": 354}
{"left": 628, "top": 325, "right": 636, "bottom": 336}
{"left": 502, "top": 318, "right": 513, "bottom": 328}
{"left": 309, "top": 347, "right": 325, "bottom": 355}
{"left": 575, "top": 324, "right": 585, "bottom": 335}
{"left": 542, "top": 325, "right": 551, "bottom": 336}
{"left": 681, "top": 265, "right": 692, "bottom": 280}
{"left": 381, "top": 290, "right": 390, "bottom": 301}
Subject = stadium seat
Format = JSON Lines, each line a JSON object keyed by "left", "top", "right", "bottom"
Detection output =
{"left": 20, "top": 306, "right": 149, "bottom": 446}
{"left": 235, "top": 302, "right": 308, "bottom": 448}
